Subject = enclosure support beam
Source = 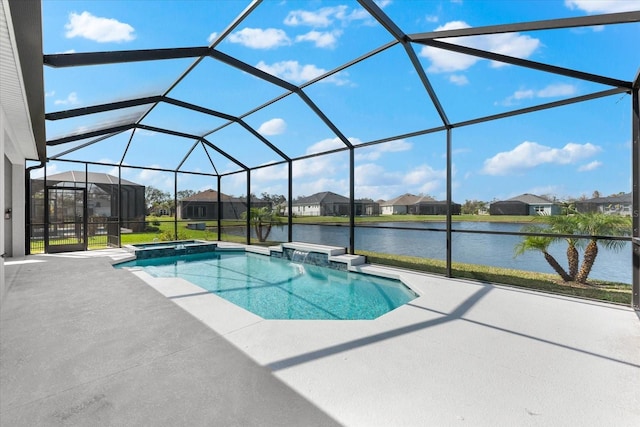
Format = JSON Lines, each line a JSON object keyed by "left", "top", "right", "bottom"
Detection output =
{"left": 24, "top": 162, "right": 45, "bottom": 255}
{"left": 44, "top": 47, "right": 210, "bottom": 68}
{"left": 632, "top": 71, "right": 639, "bottom": 309}
{"left": 83, "top": 164, "right": 88, "bottom": 251}
{"left": 446, "top": 128, "right": 453, "bottom": 278}
{"left": 411, "top": 11, "right": 640, "bottom": 40}
{"left": 43, "top": 163, "right": 49, "bottom": 253}
{"left": 288, "top": 161, "right": 293, "bottom": 243}
{"left": 359, "top": 0, "right": 450, "bottom": 126}
{"left": 118, "top": 166, "right": 122, "bottom": 248}
{"left": 246, "top": 171, "right": 251, "bottom": 246}
{"left": 217, "top": 176, "right": 222, "bottom": 241}
{"left": 174, "top": 172, "right": 178, "bottom": 241}
{"left": 414, "top": 39, "right": 631, "bottom": 90}
{"left": 349, "top": 148, "right": 355, "bottom": 255}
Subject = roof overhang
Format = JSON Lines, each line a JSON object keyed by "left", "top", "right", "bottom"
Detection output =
{"left": 1, "top": 0, "right": 46, "bottom": 162}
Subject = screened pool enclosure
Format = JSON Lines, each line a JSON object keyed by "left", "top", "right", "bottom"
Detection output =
{"left": 31, "top": 1, "right": 639, "bottom": 306}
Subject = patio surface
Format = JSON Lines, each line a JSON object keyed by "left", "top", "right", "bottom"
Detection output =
{"left": 2, "top": 247, "right": 639, "bottom": 426}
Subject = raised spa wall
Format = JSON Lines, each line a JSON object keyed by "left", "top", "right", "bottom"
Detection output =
{"left": 264, "top": 242, "right": 366, "bottom": 271}
{"left": 125, "top": 240, "right": 218, "bottom": 259}
{"left": 126, "top": 240, "right": 366, "bottom": 271}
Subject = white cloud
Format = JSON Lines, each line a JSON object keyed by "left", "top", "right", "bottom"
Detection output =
{"left": 565, "top": 0, "right": 640, "bottom": 13}
{"left": 65, "top": 11, "right": 135, "bottom": 43}
{"left": 482, "top": 141, "right": 601, "bottom": 175}
{"left": 293, "top": 156, "right": 340, "bottom": 179}
{"left": 419, "top": 20, "right": 540, "bottom": 72}
{"left": 256, "top": 60, "right": 322, "bottom": 83}
{"left": 306, "top": 137, "right": 357, "bottom": 154}
{"left": 135, "top": 166, "right": 174, "bottom": 191}
{"left": 285, "top": 5, "right": 367, "bottom": 27}
{"left": 498, "top": 83, "right": 578, "bottom": 106}
{"left": 355, "top": 163, "right": 398, "bottom": 186}
{"left": 45, "top": 90, "right": 56, "bottom": 97}
{"left": 284, "top": 5, "right": 374, "bottom": 28}
{"left": 355, "top": 162, "right": 446, "bottom": 200}
{"left": 207, "top": 32, "right": 218, "bottom": 44}
{"left": 403, "top": 163, "right": 446, "bottom": 186}
{"left": 578, "top": 160, "right": 603, "bottom": 171}
{"left": 228, "top": 28, "right": 291, "bottom": 49}
{"left": 54, "top": 92, "right": 80, "bottom": 106}
{"left": 425, "top": 15, "right": 439, "bottom": 23}
{"left": 258, "top": 118, "right": 287, "bottom": 136}
{"left": 252, "top": 162, "right": 289, "bottom": 181}
{"left": 355, "top": 139, "right": 412, "bottom": 161}
{"left": 536, "top": 83, "right": 577, "bottom": 98}
{"left": 296, "top": 30, "right": 343, "bottom": 48}
{"left": 285, "top": 7, "right": 341, "bottom": 27}
{"left": 448, "top": 74, "right": 469, "bottom": 85}
{"left": 375, "top": 0, "right": 393, "bottom": 8}
{"left": 256, "top": 60, "right": 349, "bottom": 85}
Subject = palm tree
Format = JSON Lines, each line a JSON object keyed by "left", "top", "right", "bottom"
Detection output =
{"left": 241, "top": 206, "right": 283, "bottom": 242}
{"left": 517, "top": 213, "right": 631, "bottom": 284}
{"left": 544, "top": 214, "right": 581, "bottom": 280}
{"left": 515, "top": 226, "right": 572, "bottom": 282}
{"left": 573, "top": 213, "right": 630, "bottom": 284}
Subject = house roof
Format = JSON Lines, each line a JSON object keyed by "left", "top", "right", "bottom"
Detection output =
{"left": 2, "top": 0, "right": 46, "bottom": 162}
{"left": 579, "top": 192, "right": 632, "bottom": 204}
{"left": 33, "top": 171, "right": 142, "bottom": 187}
{"left": 293, "top": 191, "right": 350, "bottom": 205}
{"left": 181, "top": 189, "right": 265, "bottom": 203}
{"left": 502, "top": 193, "right": 555, "bottom": 204}
{"left": 381, "top": 193, "right": 434, "bottom": 206}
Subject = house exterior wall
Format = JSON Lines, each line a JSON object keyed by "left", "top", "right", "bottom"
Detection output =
{"left": 179, "top": 200, "right": 270, "bottom": 220}
{"left": 1, "top": 106, "right": 32, "bottom": 307}
{"left": 490, "top": 201, "right": 529, "bottom": 215}
{"left": 381, "top": 205, "right": 407, "bottom": 215}
{"left": 527, "top": 204, "right": 560, "bottom": 216}
{"left": 292, "top": 203, "right": 321, "bottom": 216}
{"left": 575, "top": 201, "right": 632, "bottom": 216}
{"left": 354, "top": 201, "right": 380, "bottom": 216}
{"left": 416, "top": 203, "right": 462, "bottom": 215}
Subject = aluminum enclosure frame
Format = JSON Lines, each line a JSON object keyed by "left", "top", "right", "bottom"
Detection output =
{"left": 36, "top": 2, "right": 640, "bottom": 308}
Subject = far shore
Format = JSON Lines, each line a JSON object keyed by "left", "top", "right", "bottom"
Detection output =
{"left": 288, "top": 214, "right": 539, "bottom": 225}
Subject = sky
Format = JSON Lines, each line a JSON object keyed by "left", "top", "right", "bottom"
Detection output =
{"left": 38, "top": 0, "right": 640, "bottom": 203}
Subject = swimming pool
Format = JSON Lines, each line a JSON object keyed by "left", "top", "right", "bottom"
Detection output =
{"left": 116, "top": 251, "right": 417, "bottom": 320}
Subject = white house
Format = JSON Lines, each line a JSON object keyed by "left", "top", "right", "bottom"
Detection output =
{"left": 1, "top": 0, "right": 47, "bottom": 304}
{"left": 290, "top": 192, "right": 350, "bottom": 216}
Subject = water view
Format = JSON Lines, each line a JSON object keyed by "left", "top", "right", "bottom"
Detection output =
{"left": 238, "top": 221, "right": 631, "bottom": 284}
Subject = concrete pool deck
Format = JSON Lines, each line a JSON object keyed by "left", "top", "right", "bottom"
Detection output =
{"left": 2, "top": 247, "right": 639, "bottom": 426}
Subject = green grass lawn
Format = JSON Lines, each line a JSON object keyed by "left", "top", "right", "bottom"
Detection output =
{"left": 357, "top": 250, "right": 631, "bottom": 305}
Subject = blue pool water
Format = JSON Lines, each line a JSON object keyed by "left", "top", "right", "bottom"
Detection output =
{"left": 116, "top": 251, "right": 417, "bottom": 320}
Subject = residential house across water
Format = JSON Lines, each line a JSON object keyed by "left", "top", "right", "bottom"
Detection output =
{"left": 489, "top": 193, "right": 562, "bottom": 216}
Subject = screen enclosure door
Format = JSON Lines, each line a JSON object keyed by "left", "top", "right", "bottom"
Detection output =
{"left": 46, "top": 187, "right": 87, "bottom": 253}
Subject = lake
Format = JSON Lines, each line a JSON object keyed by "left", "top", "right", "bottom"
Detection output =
{"left": 230, "top": 221, "right": 631, "bottom": 284}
